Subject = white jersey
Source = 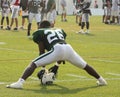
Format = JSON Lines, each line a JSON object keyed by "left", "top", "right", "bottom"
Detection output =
{"left": 28, "top": 0, "right": 41, "bottom": 13}
{"left": 60, "top": 0, "right": 67, "bottom": 7}
{"left": 112, "top": 0, "right": 119, "bottom": 10}
{"left": 1, "top": 0, "right": 10, "bottom": 8}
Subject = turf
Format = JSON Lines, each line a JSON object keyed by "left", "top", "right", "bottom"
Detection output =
{"left": 0, "top": 15, "right": 120, "bottom": 97}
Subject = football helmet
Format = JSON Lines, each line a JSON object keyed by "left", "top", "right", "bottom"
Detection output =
{"left": 41, "top": 72, "right": 55, "bottom": 85}
{"left": 37, "top": 69, "right": 55, "bottom": 85}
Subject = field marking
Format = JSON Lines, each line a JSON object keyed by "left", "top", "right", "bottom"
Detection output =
{"left": 106, "top": 72, "right": 120, "bottom": 76}
{"left": 90, "top": 58, "right": 120, "bottom": 64}
{"left": 0, "top": 47, "right": 37, "bottom": 53}
{"left": 0, "top": 82, "right": 5, "bottom": 85}
{"left": 1, "top": 77, "right": 120, "bottom": 85}
{"left": 0, "top": 42, "right": 6, "bottom": 45}
{"left": 66, "top": 74, "right": 86, "bottom": 78}
{"left": 28, "top": 77, "right": 120, "bottom": 82}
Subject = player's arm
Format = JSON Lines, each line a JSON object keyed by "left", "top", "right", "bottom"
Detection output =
{"left": 40, "top": 0, "right": 45, "bottom": 8}
{"left": 82, "top": 2, "right": 91, "bottom": 10}
{"left": 26, "top": 0, "right": 32, "bottom": 12}
{"left": 1, "top": 0, "right": 3, "bottom": 9}
{"left": 38, "top": 41, "right": 45, "bottom": 55}
{"left": 50, "top": 1, "right": 55, "bottom": 12}
{"left": 38, "top": 41, "right": 46, "bottom": 68}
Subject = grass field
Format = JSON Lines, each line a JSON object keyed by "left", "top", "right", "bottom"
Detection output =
{"left": 0, "top": 15, "right": 120, "bottom": 97}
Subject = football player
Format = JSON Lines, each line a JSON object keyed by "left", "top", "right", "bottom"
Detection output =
{"left": 0, "top": 0, "right": 10, "bottom": 29}
{"left": 6, "top": 0, "right": 21, "bottom": 30}
{"left": 6, "top": 20, "right": 107, "bottom": 89}
{"left": 77, "top": 0, "right": 92, "bottom": 34}
{"left": 60, "top": 0, "right": 67, "bottom": 22}
{"left": 19, "top": 0, "right": 29, "bottom": 29}
{"left": 111, "top": 0, "right": 119, "bottom": 24}
{"left": 27, "top": 0, "right": 43, "bottom": 36}
{"left": 46, "top": 0, "right": 56, "bottom": 27}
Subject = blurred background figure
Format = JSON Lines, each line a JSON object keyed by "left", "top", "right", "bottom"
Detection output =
{"left": 27, "top": 0, "right": 42, "bottom": 36}
{"left": 111, "top": 0, "right": 119, "bottom": 24}
{"left": 6, "top": 0, "right": 21, "bottom": 30}
{"left": 73, "top": 0, "right": 82, "bottom": 26}
{"left": 77, "top": 0, "right": 92, "bottom": 34}
{"left": 0, "top": 0, "right": 10, "bottom": 29}
{"left": 46, "top": 0, "right": 57, "bottom": 27}
{"left": 94, "top": 0, "right": 98, "bottom": 8}
{"left": 60, "top": 0, "right": 67, "bottom": 22}
{"left": 19, "top": 0, "right": 28, "bottom": 30}
{"left": 102, "top": 0, "right": 112, "bottom": 24}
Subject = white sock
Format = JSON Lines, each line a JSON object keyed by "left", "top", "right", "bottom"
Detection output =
{"left": 98, "top": 76, "right": 105, "bottom": 82}
{"left": 55, "top": 62, "right": 59, "bottom": 66}
{"left": 18, "top": 78, "right": 25, "bottom": 84}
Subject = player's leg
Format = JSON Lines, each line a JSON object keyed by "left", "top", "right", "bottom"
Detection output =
{"left": 66, "top": 44, "right": 107, "bottom": 86}
{"left": 62, "top": 7, "right": 67, "bottom": 21}
{"left": 85, "top": 13, "right": 90, "bottom": 33}
{"left": 14, "top": 18, "right": 18, "bottom": 30}
{"left": 27, "top": 12, "right": 33, "bottom": 36}
{"left": 27, "top": 23, "right": 32, "bottom": 36}
{"left": 77, "top": 13, "right": 85, "bottom": 34}
{"left": 6, "top": 7, "right": 16, "bottom": 30}
{"left": 0, "top": 9, "right": 5, "bottom": 29}
{"left": 0, "top": 17, "right": 4, "bottom": 29}
{"left": 6, "top": 62, "right": 37, "bottom": 89}
{"left": 13, "top": 7, "right": 19, "bottom": 30}
{"left": 8, "top": 18, "right": 14, "bottom": 30}
{"left": 35, "top": 13, "right": 41, "bottom": 29}
{"left": 48, "top": 10, "right": 57, "bottom": 27}
{"left": 6, "top": 46, "right": 61, "bottom": 88}
{"left": 5, "top": 8, "right": 10, "bottom": 29}
{"left": 17, "top": 47, "right": 60, "bottom": 83}
{"left": 21, "top": 62, "right": 37, "bottom": 80}
{"left": 84, "top": 64, "right": 107, "bottom": 86}
{"left": 6, "top": 16, "right": 9, "bottom": 28}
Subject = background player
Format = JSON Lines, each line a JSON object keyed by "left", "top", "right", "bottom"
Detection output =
{"left": 77, "top": 0, "right": 92, "bottom": 34}
{"left": 27, "top": 0, "right": 42, "bottom": 36}
{"left": 0, "top": 0, "right": 10, "bottom": 29}
{"left": 6, "top": 0, "right": 21, "bottom": 30}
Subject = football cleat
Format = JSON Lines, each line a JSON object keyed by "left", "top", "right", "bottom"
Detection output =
{"left": 85, "top": 30, "right": 90, "bottom": 34}
{"left": 96, "top": 78, "right": 107, "bottom": 86}
{"left": 6, "top": 81, "right": 23, "bottom": 89}
{"left": 6, "top": 26, "right": 11, "bottom": 30}
{"left": 13, "top": 27, "right": 18, "bottom": 30}
{"left": 76, "top": 30, "right": 85, "bottom": 34}
{"left": 19, "top": 26, "right": 24, "bottom": 30}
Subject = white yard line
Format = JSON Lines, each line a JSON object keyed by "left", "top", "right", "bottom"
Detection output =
{"left": 0, "top": 47, "right": 37, "bottom": 53}
{"left": 66, "top": 74, "right": 86, "bottom": 78}
{"left": 1, "top": 77, "right": 120, "bottom": 85}
{"left": 0, "top": 42, "right": 6, "bottom": 45}
{"left": 28, "top": 77, "right": 120, "bottom": 82}
{"left": 106, "top": 72, "right": 120, "bottom": 76}
{"left": 90, "top": 58, "right": 120, "bottom": 64}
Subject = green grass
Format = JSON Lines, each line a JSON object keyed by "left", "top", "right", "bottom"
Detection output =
{"left": 0, "top": 15, "right": 120, "bottom": 97}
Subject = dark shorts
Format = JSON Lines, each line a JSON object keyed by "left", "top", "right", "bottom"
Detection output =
{"left": 22, "top": 16, "right": 28, "bottom": 19}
